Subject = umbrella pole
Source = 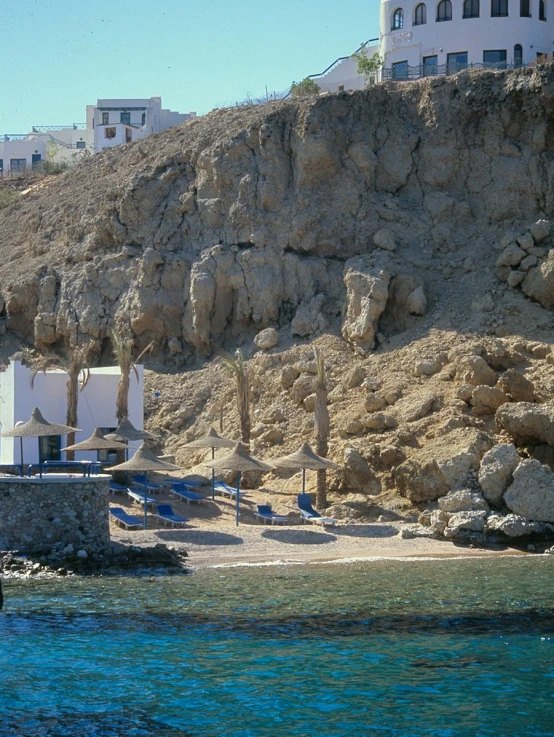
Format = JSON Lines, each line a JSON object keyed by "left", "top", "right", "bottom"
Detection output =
{"left": 211, "top": 447, "right": 215, "bottom": 501}
{"left": 144, "top": 475, "right": 148, "bottom": 530}
{"left": 19, "top": 437, "right": 24, "bottom": 475}
{"left": 236, "top": 471, "right": 241, "bottom": 527}
{"left": 302, "top": 468, "right": 306, "bottom": 495}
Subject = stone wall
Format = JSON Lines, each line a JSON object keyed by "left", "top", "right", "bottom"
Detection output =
{"left": 0, "top": 475, "right": 110, "bottom": 552}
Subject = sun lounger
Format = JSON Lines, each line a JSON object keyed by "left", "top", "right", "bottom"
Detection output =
{"left": 127, "top": 488, "right": 157, "bottom": 510}
{"left": 214, "top": 481, "right": 248, "bottom": 499}
{"left": 109, "top": 480, "right": 128, "bottom": 494}
{"left": 170, "top": 481, "right": 205, "bottom": 503}
{"left": 132, "top": 474, "right": 165, "bottom": 491}
{"left": 297, "top": 493, "right": 338, "bottom": 526}
{"left": 109, "top": 507, "right": 143, "bottom": 530}
{"left": 153, "top": 504, "right": 189, "bottom": 528}
{"left": 254, "top": 504, "right": 290, "bottom": 525}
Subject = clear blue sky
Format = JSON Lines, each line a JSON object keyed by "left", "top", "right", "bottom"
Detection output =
{"left": 0, "top": 0, "right": 380, "bottom": 133}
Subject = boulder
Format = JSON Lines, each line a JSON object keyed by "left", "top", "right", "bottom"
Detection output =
{"left": 486, "top": 513, "right": 544, "bottom": 538}
{"left": 362, "top": 413, "right": 397, "bottom": 432}
{"left": 414, "top": 357, "right": 443, "bottom": 377}
{"left": 495, "top": 242, "right": 526, "bottom": 267}
{"left": 496, "top": 369, "right": 535, "bottom": 403}
{"left": 504, "top": 459, "right": 554, "bottom": 522}
{"left": 530, "top": 219, "right": 551, "bottom": 243}
{"left": 470, "top": 385, "right": 508, "bottom": 413}
{"left": 455, "top": 355, "right": 496, "bottom": 387}
{"left": 281, "top": 365, "right": 300, "bottom": 389}
{"left": 495, "top": 402, "right": 554, "bottom": 446}
{"left": 373, "top": 228, "right": 397, "bottom": 251}
{"left": 478, "top": 443, "right": 520, "bottom": 506}
{"left": 443, "top": 510, "right": 487, "bottom": 539}
{"left": 393, "top": 393, "right": 438, "bottom": 423}
{"left": 342, "top": 258, "right": 390, "bottom": 351}
{"left": 364, "top": 393, "right": 387, "bottom": 412}
{"left": 395, "top": 428, "right": 493, "bottom": 503}
{"left": 438, "top": 489, "right": 489, "bottom": 513}
{"left": 347, "top": 365, "right": 366, "bottom": 388}
{"left": 254, "top": 328, "right": 278, "bottom": 350}
{"left": 342, "top": 447, "right": 380, "bottom": 494}
{"left": 292, "top": 375, "right": 314, "bottom": 404}
{"left": 521, "top": 251, "right": 554, "bottom": 309}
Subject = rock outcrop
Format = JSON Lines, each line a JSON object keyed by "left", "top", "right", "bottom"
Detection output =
{"left": 504, "top": 459, "right": 554, "bottom": 522}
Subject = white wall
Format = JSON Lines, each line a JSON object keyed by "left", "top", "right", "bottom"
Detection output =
{"left": 314, "top": 44, "right": 381, "bottom": 92}
{"left": 0, "top": 137, "right": 47, "bottom": 173}
{"left": 0, "top": 362, "right": 144, "bottom": 465}
{"left": 380, "top": 0, "right": 554, "bottom": 69}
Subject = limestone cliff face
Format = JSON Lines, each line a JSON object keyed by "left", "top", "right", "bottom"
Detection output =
{"left": 3, "top": 66, "right": 554, "bottom": 360}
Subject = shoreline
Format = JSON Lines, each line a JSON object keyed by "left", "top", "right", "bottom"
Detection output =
{"left": 112, "top": 520, "right": 531, "bottom": 570}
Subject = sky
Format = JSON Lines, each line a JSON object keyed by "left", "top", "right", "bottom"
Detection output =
{"left": 0, "top": 0, "right": 380, "bottom": 133}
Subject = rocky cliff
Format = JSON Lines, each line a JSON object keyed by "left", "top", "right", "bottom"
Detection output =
{"left": 2, "top": 65, "right": 554, "bottom": 358}
{"left": 4, "top": 66, "right": 554, "bottom": 540}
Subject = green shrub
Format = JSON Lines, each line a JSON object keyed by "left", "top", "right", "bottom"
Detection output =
{"left": 0, "top": 188, "right": 21, "bottom": 210}
{"left": 290, "top": 77, "right": 320, "bottom": 97}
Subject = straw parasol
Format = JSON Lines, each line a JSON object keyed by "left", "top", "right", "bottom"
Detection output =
{"left": 204, "top": 443, "right": 274, "bottom": 526}
{"left": 61, "top": 427, "right": 129, "bottom": 453}
{"left": 1, "top": 407, "right": 80, "bottom": 467}
{"left": 107, "top": 443, "right": 180, "bottom": 529}
{"left": 269, "top": 442, "right": 339, "bottom": 496}
{"left": 104, "top": 416, "right": 155, "bottom": 443}
{"left": 182, "top": 427, "right": 235, "bottom": 500}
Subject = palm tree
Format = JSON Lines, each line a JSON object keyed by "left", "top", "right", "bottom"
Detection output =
{"left": 111, "top": 331, "right": 153, "bottom": 422}
{"left": 313, "top": 347, "right": 330, "bottom": 509}
{"left": 221, "top": 349, "right": 251, "bottom": 449}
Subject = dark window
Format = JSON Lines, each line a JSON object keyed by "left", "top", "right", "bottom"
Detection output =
{"left": 76, "top": 141, "right": 86, "bottom": 149}
{"left": 102, "top": 112, "right": 109, "bottom": 125}
{"left": 491, "top": 0, "right": 508, "bottom": 16}
{"left": 97, "top": 427, "right": 117, "bottom": 462}
{"left": 120, "top": 112, "right": 131, "bottom": 124}
{"left": 423, "top": 55, "right": 438, "bottom": 74}
{"left": 539, "top": 0, "right": 546, "bottom": 18}
{"left": 437, "top": 0, "right": 452, "bottom": 20}
{"left": 447, "top": 51, "right": 468, "bottom": 73}
{"left": 520, "top": 0, "right": 530, "bottom": 15}
{"left": 105, "top": 127, "right": 116, "bottom": 139}
{"left": 10, "top": 158, "right": 26, "bottom": 173}
{"left": 392, "top": 60, "right": 409, "bottom": 78}
{"left": 0, "top": 159, "right": 3, "bottom": 172}
{"left": 414, "top": 3, "right": 427, "bottom": 23}
{"left": 463, "top": 0, "right": 480, "bottom": 16}
{"left": 141, "top": 112, "right": 146, "bottom": 126}
{"left": 392, "top": 8, "right": 405, "bottom": 28}
{"left": 484, "top": 49, "right": 507, "bottom": 67}
{"left": 39, "top": 435, "right": 61, "bottom": 463}
{"left": 514, "top": 43, "right": 523, "bottom": 65}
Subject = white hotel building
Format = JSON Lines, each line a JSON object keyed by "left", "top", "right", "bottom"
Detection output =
{"left": 380, "top": 0, "right": 554, "bottom": 77}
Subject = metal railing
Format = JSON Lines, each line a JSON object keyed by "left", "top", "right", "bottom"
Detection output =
{"left": 381, "top": 59, "right": 540, "bottom": 80}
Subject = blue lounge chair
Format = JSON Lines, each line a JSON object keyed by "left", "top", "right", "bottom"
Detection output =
{"left": 214, "top": 481, "right": 248, "bottom": 499}
{"left": 109, "top": 480, "right": 127, "bottom": 493}
{"left": 109, "top": 507, "right": 143, "bottom": 530}
{"left": 171, "top": 481, "right": 204, "bottom": 504}
{"left": 127, "top": 488, "right": 157, "bottom": 510}
{"left": 297, "top": 493, "right": 338, "bottom": 526}
{"left": 254, "top": 504, "right": 290, "bottom": 525}
{"left": 154, "top": 504, "right": 189, "bottom": 527}
{"left": 132, "top": 474, "right": 165, "bottom": 491}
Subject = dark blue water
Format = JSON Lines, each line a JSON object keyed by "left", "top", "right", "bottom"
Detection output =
{"left": 2, "top": 556, "right": 554, "bottom": 737}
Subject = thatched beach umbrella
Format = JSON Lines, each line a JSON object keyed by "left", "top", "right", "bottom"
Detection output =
{"left": 204, "top": 442, "right": 274, "bottom": 526}
{"left": 61, "top": 427, "right": 129, "bottom": 453}
{"left": 182, "top": 427, "right": 235, "bottom": 500}
{"left": 1, "top": 407, "right": 80, "bottom": 467}
{"left": 104, "top": 416, "right": 155, "bottom": 443}
{"left": 270, "top": 443, "right": 339, "bottom": 497}
{"left": 107, "top": 443, "right": 180, "bottom": 529}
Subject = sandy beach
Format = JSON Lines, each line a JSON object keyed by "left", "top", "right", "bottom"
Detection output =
{"left": 110, "top": 487, "right": 517, "bottom": 568}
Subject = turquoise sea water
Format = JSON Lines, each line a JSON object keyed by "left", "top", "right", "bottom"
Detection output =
{"left": 2, "top": 556, "right": 554, "bottom": 737}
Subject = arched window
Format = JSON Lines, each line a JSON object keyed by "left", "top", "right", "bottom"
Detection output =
{"left": 392, "top": 7, "right": 405, "bottom": 28}
{"left": 491, "top": 0, "right": 508, "bottom": 16}
{"left": 463, "top": 0, "right": 480, "bottom": 16}
{"left": 514, "top": 44, "right": 523, "bottom": 65}
{"left": 520, "top": 0, "right": 530, "bottom": 16}
{"left": 437, "top": 0, "right": 453, "bottom": 20}
{"left": 539, "top": 0, "right": 546, "bottom": 19}
{"left": 414, "top": 3, "right": 427, "bottom": 24}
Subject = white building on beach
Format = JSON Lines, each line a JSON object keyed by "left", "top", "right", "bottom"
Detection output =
{"left": 0, "top": 362, "right": 143, "bottom": 466}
